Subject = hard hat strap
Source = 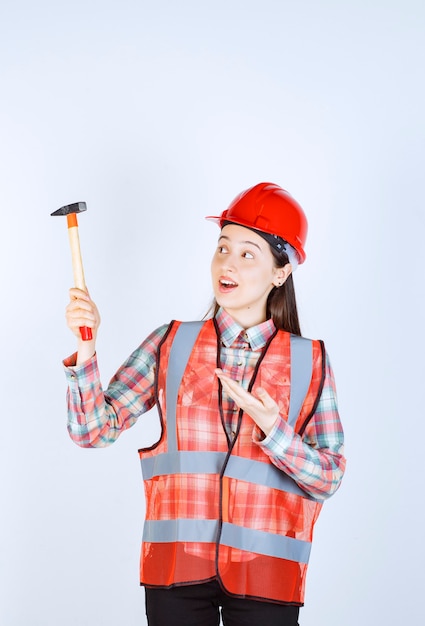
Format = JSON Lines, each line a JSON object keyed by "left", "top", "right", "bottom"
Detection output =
{"left": 222, "top": 220, "right": 299, "bottom": 270}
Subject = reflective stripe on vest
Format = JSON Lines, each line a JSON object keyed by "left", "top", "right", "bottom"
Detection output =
{"left": 143, "top": 518, "right": 311, "bottom": 564}
{"left": 165, "top": 321, "right": 204, "bottom": 454}
{"left": 142, "top": 451, "right": 320, "bottom": 501}
{"left": 289, "top": 335, "right": 313, "bottom": 428}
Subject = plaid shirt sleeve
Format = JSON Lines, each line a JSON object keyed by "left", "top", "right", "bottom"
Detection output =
{"left": 63, "top": 324, "right": 169, "bottom": 447}
{"left": 254, "top": 351, "right": 346, "bottom": 501}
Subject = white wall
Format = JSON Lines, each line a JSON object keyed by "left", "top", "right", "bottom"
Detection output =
{"left": 1, "top": 1, "right": 424, "bottom": 624}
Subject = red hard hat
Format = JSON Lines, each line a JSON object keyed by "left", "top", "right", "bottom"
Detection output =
{"left": 207, "top": 182, "right": 308, "bottom": 263}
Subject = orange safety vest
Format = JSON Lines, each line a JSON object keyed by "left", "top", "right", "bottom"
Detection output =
{"left": 139, "top": 318, "right": 326, "bottom": 605}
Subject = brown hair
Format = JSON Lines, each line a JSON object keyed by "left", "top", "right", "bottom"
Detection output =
{"left": 206, "top": 246, "right": 302, "bottom": 336}
{"left": 266, "top": 247, "right": 301, "bottom": 335}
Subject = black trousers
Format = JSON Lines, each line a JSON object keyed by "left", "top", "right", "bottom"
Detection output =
{"left": 145, "top": 580, "right": 300, "bottom": 626}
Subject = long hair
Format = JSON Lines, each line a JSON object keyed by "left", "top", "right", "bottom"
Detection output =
{"left": 205, "top": 246, "right": 302, "bottom": 336}
{"left": 266, "top": 247, "right": 301, "bottom": 335}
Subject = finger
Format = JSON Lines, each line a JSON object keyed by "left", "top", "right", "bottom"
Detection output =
{"left": 66, "top": 302, "right": 97, "bottom": 322}
{"left": 216, "top": 372, "right": 242, "bottom": 395}
{"left": 215, "top": 369, "right": 263, "bottom": 409}
{"left": 67, "top": 304, "right": 96, "bottom": 320}
{"left": 215, "top": 369, "right": 241, "bottom": 386}
{"left": 254, "top": 387, "right": 277, "bottom": 409}
{"left": 69, "top": 287, "right": 91, "bottom": 302}
{"left": 66, "top": 299, "right": 93, "bottom": 313}
{"left": 220, "top": 380, "right": 255, "bottom": 409}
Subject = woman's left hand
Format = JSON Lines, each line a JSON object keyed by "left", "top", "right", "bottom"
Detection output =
{"left": 215, "top": 368, "right": 280, "bottom": 436}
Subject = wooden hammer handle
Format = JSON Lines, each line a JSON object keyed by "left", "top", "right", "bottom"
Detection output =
{"left": 67, "top": 214, "right": 92, "bottom": 341}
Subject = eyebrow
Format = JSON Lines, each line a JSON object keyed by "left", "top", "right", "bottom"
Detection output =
{"left": 218, "top": 234, "right": 263, "bottom": 251}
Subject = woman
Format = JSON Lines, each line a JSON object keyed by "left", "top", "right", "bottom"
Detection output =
{"left": 64, "top": 182, "right": 345, "bottom": 626}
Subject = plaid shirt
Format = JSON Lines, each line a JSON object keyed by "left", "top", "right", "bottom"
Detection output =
{"left": 64, "top": 308, "right": 345, "bottom": 500}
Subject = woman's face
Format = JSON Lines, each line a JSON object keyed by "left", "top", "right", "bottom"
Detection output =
{"left": 210, "top": 223, "right": 291, "bottom": 328}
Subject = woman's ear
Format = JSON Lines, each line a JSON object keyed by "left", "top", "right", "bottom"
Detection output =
{"left": 272, "top": 263, "right": 292, "bottom": 287}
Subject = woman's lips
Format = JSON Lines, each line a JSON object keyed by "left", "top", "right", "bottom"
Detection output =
{"left": 218, "top": 277, "right": 238, "bottom": 293}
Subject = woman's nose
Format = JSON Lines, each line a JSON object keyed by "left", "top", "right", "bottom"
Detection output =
{"left": 221, "top": 255, "right": 236, "bottom": 272}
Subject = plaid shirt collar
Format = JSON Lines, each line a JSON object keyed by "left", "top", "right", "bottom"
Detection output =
{"left": 215, "top": 307, "right": 276, "bottom": 351}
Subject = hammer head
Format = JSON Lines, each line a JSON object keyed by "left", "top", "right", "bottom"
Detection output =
{"left": 51, "top": 202, "right": 87, "bottom": 217}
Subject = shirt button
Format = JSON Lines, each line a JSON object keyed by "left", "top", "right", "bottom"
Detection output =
{"left": 237, "top": 360, "right": 243, "bottom": 366}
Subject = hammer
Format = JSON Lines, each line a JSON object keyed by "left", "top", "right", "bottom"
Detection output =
{"left": 51, "top": 202, "right": 93, "bottom": 341}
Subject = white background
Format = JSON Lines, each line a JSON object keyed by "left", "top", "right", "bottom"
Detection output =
{"left": 1, "top": 1, "right": 424, "bottom": 624}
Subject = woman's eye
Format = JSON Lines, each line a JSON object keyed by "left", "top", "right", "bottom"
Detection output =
{"left": 218, "top": 246, "right": 228, "bottom": 254}
{"left": 242, "top": 251, "right": 254, "bottom": 259}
